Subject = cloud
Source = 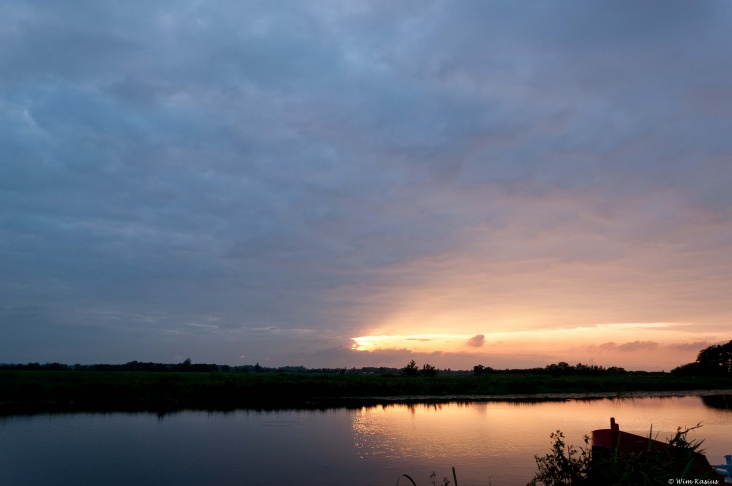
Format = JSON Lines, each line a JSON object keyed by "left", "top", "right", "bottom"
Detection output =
{"left": 594, "top": 341, "right": 659, "bottom": 353}
{"left": 0, "top": 1, "right": 731, "bottom": 369}
{"left": 666, "top": 341, "right": 712, "bottom": 352}
{"left": 618, "top": 341, "right": 659, "bottom": 352}
{"left": 465, "top": 334, "right": 485, "bottom": 348}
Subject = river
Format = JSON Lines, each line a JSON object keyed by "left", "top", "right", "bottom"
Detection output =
{"left": 1, "top": 392, "right": 730, "bottom": 485}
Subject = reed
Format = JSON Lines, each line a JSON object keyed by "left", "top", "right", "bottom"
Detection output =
{"left": 2, "top": 370, "right": 731, "bottom": 413}
{"left": 527, "top": 423, "right": 716, "bottom": 486}
{"left": 396, "top": 469, "right": 458, "bottom": 486}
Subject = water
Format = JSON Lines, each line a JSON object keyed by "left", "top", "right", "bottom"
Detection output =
{"left": 1, "top": 393, "right": 730, "bottom": 485}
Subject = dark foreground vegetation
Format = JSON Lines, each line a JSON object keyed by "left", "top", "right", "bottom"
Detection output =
{"left": 2, "top": 367, "right": 731, "bottom": 415}
{"left": 671, "top": 340, "right": 732, "bottom": 377}
{"left": 2, "top": 341, "right": 730, "bottom": 414}
{"left": 399, "top": 425, "right": 724, "bottom": 485}
{"left": 526, "top": 424, "right": 723, "bottom": 486}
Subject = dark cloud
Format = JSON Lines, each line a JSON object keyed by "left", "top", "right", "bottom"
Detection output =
{"left": 466, "top": 334, "right": 485, "bottom": 348}
{"left": 1, "top": 1, "right": 731, "bottom": 367}
{"left": 666, "top": 342, "right": 713, "bottom": 353}
{"left": 595, "top": 341, "right": 660, "bottom": 353}
{"left": 618, "top": 341, "right": 659, "bottom": 352}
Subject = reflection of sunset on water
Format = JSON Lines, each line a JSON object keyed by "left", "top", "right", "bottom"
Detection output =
{"left": 350, "top": 396, "right": 732, "bottom": 484}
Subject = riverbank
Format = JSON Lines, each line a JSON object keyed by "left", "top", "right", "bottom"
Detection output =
{"left": 2, "top": 370, "right": 731, "bottom": 414}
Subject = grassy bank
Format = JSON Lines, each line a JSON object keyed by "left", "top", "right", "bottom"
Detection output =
{"left": 1, "top": 370, "right": 731, "bottom": 414}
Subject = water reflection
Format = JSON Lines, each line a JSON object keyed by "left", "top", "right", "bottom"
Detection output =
{"left": 350, "top": 395, "right": 732, "bottom": 484}
{"left": 1, "top": 393, "right": 730, "bottom": 486}
{"left": 702, "top": 394, "right": 732, "bottom": 411}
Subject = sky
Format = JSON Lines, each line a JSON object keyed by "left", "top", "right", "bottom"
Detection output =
{"left": 1, "top": 1, "right": 731, "bottom": 371}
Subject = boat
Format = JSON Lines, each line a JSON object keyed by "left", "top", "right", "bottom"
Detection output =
{"left": 591, "top": 417, "right": 726, "bottom": 483}
{"left": 713, "top": 455, "right": 732, "bottom": 481}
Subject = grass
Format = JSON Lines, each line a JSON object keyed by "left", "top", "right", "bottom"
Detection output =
{"left": 527, "top": 424, "right": 721, "bottom": 485}
{"left": 396, "top": 467, "right": 461, "bottom": 486}
{"left": 1, "top": 370, "right": 731, "bottom": 414}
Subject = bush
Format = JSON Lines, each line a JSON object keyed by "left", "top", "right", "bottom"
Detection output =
{"left": 528, "top": 424, "right": 717, "bottom": 486}
{"left": 421, "top": 364, "right": 438, "bottom": 377}
{"left": 402, "top": 360, "right": 419, "bottom": 377}
{"left": 527, "top": 431, "right": 590, "bottom": 486}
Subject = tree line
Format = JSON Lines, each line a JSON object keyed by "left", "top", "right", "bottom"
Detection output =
{"left": 671, "top": 340, "right": 732, "bottom": 376}
{"left": 398, "top": 361, "right": 628, "bottom": 377}
{"left": 471, "top": 362, "right": 628, "bottom": 377}
{"left": 0, "top": 359, "right": 223, "bottom": 373}
{"left": 3, "top": 341, "right": 728, "bottom": 376}
{"left": 0, "top": 360, "right": 406, "bottom": 374}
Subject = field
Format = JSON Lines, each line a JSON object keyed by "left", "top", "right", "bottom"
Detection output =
{"left": 2, "top": 370, "right": 731, "bottom": 414}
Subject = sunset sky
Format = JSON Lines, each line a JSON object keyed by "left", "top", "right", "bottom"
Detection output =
{"left": 1, "top": 1, "right": 731, "bottom": 371}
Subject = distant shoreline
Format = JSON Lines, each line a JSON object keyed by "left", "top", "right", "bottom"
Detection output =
{"left": 1, "top": 370, "right": 731, "bottom": 415}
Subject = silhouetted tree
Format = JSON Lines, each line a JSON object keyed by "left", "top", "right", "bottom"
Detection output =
{"left": 606, "top": 366, "right": 627, "bottom": 375}
{"left": 402, "top": 360, "right": 419, "bottom": 377}
{"left": 472, "top": 364, "right": 494, "bottom": 376}
{"left": 672, "top": 340, "right": 732, "bottom": 376}
{"left": 545, "top": 361, "right": 572, "bottom": 376}
{"left": 421, "top": 363, "right": 438, "bottom": 377}
{"left": 697, "top": 341, "right": 732, "bottom": 374}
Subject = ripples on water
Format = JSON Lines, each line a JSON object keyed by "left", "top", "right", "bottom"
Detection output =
{"left": 1, "top": 393, "right": 730, "bottom": 486}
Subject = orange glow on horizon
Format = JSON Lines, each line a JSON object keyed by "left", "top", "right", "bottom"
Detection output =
{"left": 353, "top": 323, "right": 686, "bottom": 350}
{"left": 351, "top": 334, "right": 472, "bottom": 352}
{"left": 350, "top": 321, "right": 721, "bottom": 370}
